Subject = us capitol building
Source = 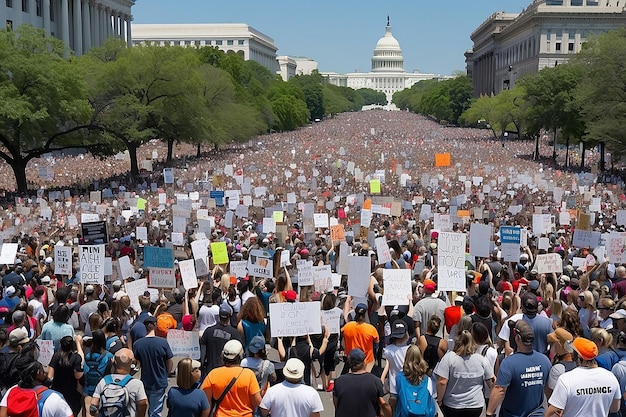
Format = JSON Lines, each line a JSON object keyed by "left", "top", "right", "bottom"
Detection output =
{"left": 321, "top": 18, "right": 447, "bottom": 105}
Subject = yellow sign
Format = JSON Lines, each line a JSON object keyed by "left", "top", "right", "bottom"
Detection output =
{"left": 370, "top": 179, "right": 381, "bottom": 194}
{"left": 137, "top": 198, "right": 147, "bottom": 210}
{"left": 273, "top": 210, "right": 284, "bottom": 223}
{"left": 211, "top": 241, "right": 229, "bottom": 265}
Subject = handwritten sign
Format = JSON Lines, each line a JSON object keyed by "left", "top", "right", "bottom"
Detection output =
{"left": 375, "top": 237, "right": 392, "bottom": 264}
{"left": 297, "top": 260, "right": 314, "bottom": 286}
{"left": 229, "top": 260, "right": 248, "bottom": 279}
{"left": 269, "top": 301, "right": 322, "bottom": 337}
{"left": 36, "top": 339, "right": 54, "bottom": 366}
{"left": 330, "top": 224, "right": 346, "bottom": 244}
{"left": 125, "top": 278, "right": 149, "bottom": 311}
{"left": 79, "top": 245, "right": 105, "bottom": 284}
{"left": 535, "top": 253, "right": 563, "bottom": 274}
{"left": 211, "top": 241, "right": 229, "bottom": 265}
{"left": 178, "top": 259, "right": 198, "bottom": 289}
{"left": 262, "top": 217, "right": 276, "bottom": 233}
{"left": 608, "top": 232, "right": 626, "bottom": 264}
{"left": 148, "top": 267, "right": 175, "bottom": 288}
{"left": 469, "top": 223, "right": 491, "bottom": 258}
{"left": 54, "top": 246, "right": 72, "bottom": 275}
{"left": 167, "top": 329, "right": 200, "bottom": 359}
{"left": 321, "top": 308, "right": 341, "bottom": 334}
{"left": 191, "top": 240, "right": 209, "bottom": 276}
{"left": 348, "top": 256, "right": 371, "bottom": 297}
{"left": 437, "top": 232, "right": 466, "bottom": 291}
{"left": 313, "top": 213, "right": 329, "bottom": 228}
{"left": 118, "top": 256, "right": 135, "bottom": 280}
{"left": 143, "top": 246, "right": 174, "bottom": 269}
{"left": 313, "top": 265, "right": 333, "bottom": 293}
{"left": 382, "top": 269, "right": 411, "bottom": 306}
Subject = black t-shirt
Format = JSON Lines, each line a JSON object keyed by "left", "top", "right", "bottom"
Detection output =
{"left": 200, "top": 323, "right": 242, "bottom": 373}
{"left": 287, "top": 340, "right": 320, "bottom": 386}
{"left": 50, "top": 351, "right": 83, "bottom": 402}
{"left": 166, "top": 303, "right": 184, "bottom": 327}
{"left": 333, "top": 372, "right": 385, "bottom": 417}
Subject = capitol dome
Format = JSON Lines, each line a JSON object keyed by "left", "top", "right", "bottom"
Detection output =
{"left": 371, "top": 17, "right": 405, "bottom": 73}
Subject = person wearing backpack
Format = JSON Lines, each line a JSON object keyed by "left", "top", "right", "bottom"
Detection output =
{"left": 241, "top": 336, "right": 276, "bottom": 417}
{"left": 90, "top": 348, "right": 147, "bottom": 417}
{"left": 0, "top": 357, "right": 73, "bottom": 417}
{"left": 0, "top": 327, "right": 31, "bottom": 394}
{"left": 165, "top": 358, "right": 208, "bottom": 417}
{"left": 83, "top": 330, "right": 114, "bottom": 416}
{"left": 394, "top": 345, "right": 437, "bottom": 417}
{"left": 418, "top": 315, "right": 447, "bottom": 377}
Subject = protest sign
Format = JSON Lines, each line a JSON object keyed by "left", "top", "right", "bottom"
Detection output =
{"left": 469, "top": 223, "right": 491, "bottom": 258}
{"left": 191, "top": 240, "right": 209, "bottom": 276}
{"left": 348, "top": 256, "right": 371, "bottom": 297}
{"left": 79, "top": 245, "right": 105, "bottom": 284}
{"left": 369, "top": 179, "right": 381, "bottom": 194}
{"left": 211, "top": 241, "right": 229, "bottom": 265}
{"left": 80, "top": 221, "right": 108, "bottom": 244}
{"left": 143, "top": 246, "right": 174, "bottom": 269}
{"left": 280, "top": 249, "right": 291, "bottom": 267}
{"left": 125, "top": 278, "right": 148, "bottom": 311}
{"left": 269, "top": 301, "right": 322, "bottom": 337}
{"left": 330, "top": 224, "right": 346, "bottom": 244}
{"left": 178, "top": 259, "right": 198, "bottom": 289}
{"left": 136, "top": 227, "right": 148, "bottom": 241}
{"left": 435, "top": 153, "right": 451, "bottom": 167}
{"left": 572, "top": 230, "right": 601, "bottom": 249}
{"left": 321, "top": 308, "right": 341, "bottom": 334}
{"left": 229, "top": 260, "right": 248, "bottom": 278}
{"left": 297, "top": 260, "right": 314, "bottom": 286}
{"left": 36, "top": 339, "right": 54, "bottom": 367}
{"left": 608, "top": 232, "right": 626, "bottom": 264}
{"left": 382, "top": 269, "right": 411, "bottom": 306}
{"left": 54, "top": 245, "right": 72, "bottom": 275}
{"left": 0, "top": 243, "right": 18, "bottom": 265}
{"left": 532, "top": 213, "right": 552, "bottom": 235}
{"left": 148, "top": 267, "right": 176, "bottom": 288}
{"left": 167, "top": 330, "right": 200, "bottom": 359}
{"left": 313, "top": 265, "right": 333, "bottom": 293}
{"left": 247, "top": 249, "right": 274, "bottom": 279}
{"left": 535, "top": 253, "right": 563, "bottom": 274}
{"left": 437, "top": 232, "right": 466, "bottom": 291}
{"left": 313, "top": 213, "right": 329, "bottom": 228}
{"left": 118, "top": 256, "right": 135, "bottom": 280}
{"left": 618, "top": 210, "right": 626, "bottom": 226}
{"left": 360, "top": 209, "right": 372, "bottom": 228}
{"left": 262, "top": 217, "right": 276, "bottom": 233}
{"left": 375, "top": 237, "right": 392, "bottom": 264}
{"left": 433, "top": 213, "right": 451, "bottom": 232}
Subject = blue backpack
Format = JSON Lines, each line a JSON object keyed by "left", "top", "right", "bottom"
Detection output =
{"left": 395, "top": 372, "right": 436, "bottom": 417}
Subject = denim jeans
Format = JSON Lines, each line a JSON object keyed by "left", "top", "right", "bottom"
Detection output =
{"left": 146, "top": 387, "right": 166, "bottom": 417}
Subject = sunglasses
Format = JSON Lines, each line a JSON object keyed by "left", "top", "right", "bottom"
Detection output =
{"left": 598, "top": 307, "right": 611, "bottom": 311}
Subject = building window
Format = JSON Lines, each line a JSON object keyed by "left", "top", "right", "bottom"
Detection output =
{"left": 21, "top": 0, "right": 27, "bottom": 12}
{"left": 216, "top": 40, "right": 222, "bottom": 45}
{"left": 6, "top": 0, "right": 12, "bottom": 7}
{"left": 227, "top": 40, "right": 233, "bottom": 45}
{"left": 571, "top": 0, "right": 583, "bottom": 4}
{"left": 556, "top": 42, "right": 561, "bottom": 52}
{"left": 568, "top": 42, "right": 574, "bottom": 52}
{"left": 36, "top": 0, "right": 41, "bottom": 16}
{"left": 50, "top": 2, "right": 54, "bottom": 21}
{"left": 238, "top": 40, "right": 244, "bottom": 45}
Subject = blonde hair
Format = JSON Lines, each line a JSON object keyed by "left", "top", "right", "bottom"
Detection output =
{"left": 599, "top": 297, "right": 615, "bottom": 310}
{"left": 580, "top": 290, "right": 595, "bottom": 311}
{"left": 176, "top": 358, "right": 195, "bottom": 390}
{"left": 220, "top": 273, "right": 231, "bottom": 295}
{"left": 454, "top": 329, "right": 477, "bottom": 357}
{"left": 591, "top": 327, "right": 613, "bottom": 348}
{"left": 403, "top": 345, "right": 428, "bottom": 385}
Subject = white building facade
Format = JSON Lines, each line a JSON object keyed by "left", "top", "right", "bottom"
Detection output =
{"left": 131, "top": 23, "right": 279, "bottom": 73}
{"left": 466, "top": 0, "right": 626, "bottom": 97}
{"left": 322, "top": 20, "right": 445, "bottom": 104}
{"left": 0, "top": 0, "right": 134, "bottom": 54}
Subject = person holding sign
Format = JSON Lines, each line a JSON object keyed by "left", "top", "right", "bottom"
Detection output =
{"left": 277, "top": 325, "right": 330, "bottom": 387}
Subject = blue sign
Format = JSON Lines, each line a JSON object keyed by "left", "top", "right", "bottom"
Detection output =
{"left": 209, "top": 191, "right": 225, "bottom": 206}
{"left": 143, "top": 246, "right": 174, "bottom": 269}
{"left": 499, "top": 226, "right": 521, "bottom": 245}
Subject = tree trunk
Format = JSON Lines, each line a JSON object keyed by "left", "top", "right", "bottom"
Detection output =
{"left": 167, "top": 138, "right": 174, "bottom": 164}
{"left": 552, "top": 128, "right": 557, "bottom": 161}
{"left": 600, "top": 142, "right": 606, "bottom": 171}
{"left": 11, "top": 161, "right": 29, "bottom": 194}
{"left": 128, "top": 144, "right": 139, "bottom": 179}
{"left": 534, "top": 134, "right": 540, "bottom": 161}
{"left": 214, "top": 143, "right": 219, "bottom": 151}
{"left": 565, "top": 137, "right": 570, "bottom": 168}
{"left": 196, "top": 143, "right": 201, "bottom": 157}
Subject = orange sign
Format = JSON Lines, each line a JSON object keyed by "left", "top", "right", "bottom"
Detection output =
{"left": 457, "top": 210, "right": 470, "bottom": 217}
{"left": 435, "top": 153, "right": 451, "bottom": 167}
{"left": 330, "top": 224, "right": 346, "bottom": 244}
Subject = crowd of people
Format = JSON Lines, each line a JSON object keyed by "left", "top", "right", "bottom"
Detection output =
{"left": 0, "top": 110, "right": 625, "bottom": 417}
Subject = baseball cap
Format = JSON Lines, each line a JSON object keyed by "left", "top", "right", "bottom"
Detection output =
{"left": 423, "top": 279, "right": 436, "bottom": 292}
{"left": 390, "top": 320, "right": 407, "bottom": 339}
{"left": 348, "top": 348, "right": 366, "bottom": 364}
{"left": 8, "top": 328, "right": 29, "bottom": 346}
{"left": 528, "top": 280, "right": 540, "bottom": 291}
{"left": 355, "top": 303, "right": 368, "bottom": 315}
{"left": 41, "top": 275, "right": 51, "bottom": 284}
{"left": 5, "top": 286, "right": 15, "bottom": 297}
{"left": 112, "top": 280, "right": 122, "bottom": 289}
{"left": 85, "top": 284, "right": 95, "bottom": 294}
{"left": 512, "top": 320, "right": 534, "bottom": 346}
{"left": 521, "top": 292, "right": 538, "bottom": 314}
{"left": 182, "top": 314, "right": 194, "bottom": 331}
{"left": 547, "top": 328, "right": 573, "bottom": 346}
{"left": 247, "top": 335, "right": 266, "bottom": 354}
{"left": 610, "top": 309, "right": 626, "bottom": 320}
{"left": 283, "top": 358, "right": 305, "bottom": 380}
{"left": 143, "top": 316, "right": 157, "bottom": 325}
{"left": 222, "top": 339, "right": 243, "bottom": 360}
{"left": 571, "top": 337, "right": 598, "bottom": 360}
{"left": 282, "top": 290, "right": 297, "bottom": 302}
{"left": 44, "top": 257, "right": 53, "bottom": 264}
{"left": 219, "top": 305, "right": 233, "bottom": 319}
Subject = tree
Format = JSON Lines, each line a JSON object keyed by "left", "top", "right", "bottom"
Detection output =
{"left": 0, "top": 25, "right": 95, "bottom": 192}
{"left": 289, "top": 71, "right": 324, "bottom": 120}
{"left": 357, "top": 88, "right": 387, "bottom": 105}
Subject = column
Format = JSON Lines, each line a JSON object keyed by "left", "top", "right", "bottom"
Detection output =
{"left": 81, "top": 0, "right": 90, "bottom": 52}
{"left": 104, "top": 7, "right": 111, "bottom": 40}
{"left": 29, "top": 0, "right": 36, "bottom": 25}
{"left": 113, "top": 12, "right": 119, "bottom": 38}
{"left": 61, "top": 0, "right": 70, "bottom": 47}
{"left": 72, "top": 0, "right": 82, "bottom": 55}
{"left": 42, "top": 0, "right": 50, "bottom": 36}
{"left": 92, "top": 3, "right": 99, "bottom": 46}
{"left": 0, "top": 3, "right": 5, "bottom": 30}
{"left": 126, "top": 16, "right": 132, "bottom": 45}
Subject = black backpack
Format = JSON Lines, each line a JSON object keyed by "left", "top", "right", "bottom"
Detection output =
{"left": 0, "top": 350, "right": 20, "bottom": 390}
{"left": 422, "top": 334, "right": 441, "bottom": 371}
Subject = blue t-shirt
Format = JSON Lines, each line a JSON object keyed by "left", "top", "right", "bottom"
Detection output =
{"left": 132, "top": 336, "right": 173, "bottom": 390}
{"left": 241, "top": 320, "right": 265, "bottom": 351}
{"left": 522, "top": 314, "right": 553, "bottom": 355}
{"left": 129, "top": 311, "right": 151, "bottom": 344}
{"left": 496, "top": 350, "right": 552, "bottom": 417}
{"left": 166, "top": 387, "right": 209, "bottom": 417}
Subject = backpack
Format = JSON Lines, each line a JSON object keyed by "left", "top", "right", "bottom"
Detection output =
{"left": 98, "top": 374, "right": 132, "bottom": 417}
{"left": 5, "top": 385, "right": 56, "bottom": 417}
{"left": 0, "top": 350, "right": 21, "bottom": 390}
{"left": 156, "top": 312, "right": 177, "bottom": 338}
{"left": 422, "top": 334, "right": 440, "bottom": 371}
{"left": 395, "top": 372, "right": 436, "bottom": 417}
{"left": 84, "top": 352, "right": 112, "bottom": 395}
{"left": 106, "top": 335, "right": 124, "bottom": 354}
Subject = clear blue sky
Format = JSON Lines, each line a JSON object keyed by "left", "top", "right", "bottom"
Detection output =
{"left": 132, "top": 0, "right": 531, "bottom": 76}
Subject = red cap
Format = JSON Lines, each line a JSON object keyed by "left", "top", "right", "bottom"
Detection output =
{"left": 282, "top": 290, "right": 298, "bottom": 302}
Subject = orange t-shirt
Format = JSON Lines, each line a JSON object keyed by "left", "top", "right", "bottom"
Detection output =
{"left": 341, "top": 321, "right": 379, "bottom": 364}
{"left": 201, "top": 366, "right": 260, "bottom": 417}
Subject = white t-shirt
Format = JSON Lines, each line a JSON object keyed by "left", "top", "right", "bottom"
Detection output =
{"left": 197, "top": 304, "right": 219, "bottom": 332}
{"left": 383, "top": 344, "right": 409, "bottom": 394}
{"left": 497, "top": 313, "right": 523, "bottom": 342}
{"left": 548, "top": 366, "right": 620, "bottom": 417}
{"left": 1, "top": 387, "right": 73, "bottom": 417}
{"left": 475, "top": 344, "right": 497, "bottom": 398}
{"left": 260, "top": 381, "right": 324, "bottom": 417}
{"left": 28, "top": 299, "right": 47, "bottom": 322}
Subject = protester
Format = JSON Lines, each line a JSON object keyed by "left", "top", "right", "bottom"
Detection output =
{"left": 166, "top": 358, "right": 209, "bottom": 417}
{"left": 47, "top": 335, "right": 84, "bottom": 416}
